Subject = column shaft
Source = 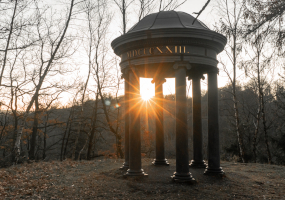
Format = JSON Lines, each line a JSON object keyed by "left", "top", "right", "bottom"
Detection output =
{"left": 204, "top": 71, "right": 224, "bottom": 175}
{"left": 153, "top": 79, "right": 169, "bottom": 165}
{"left": 121, "top": 72, "right": 129, "bottom": 169}
{"left": 126, "top": 69, "right": 146, "bottom": 176}
{"left": 172, "top": 67, "right": 194, "bottom": 182}
{"left": 190, "top": 76, "right": 206, "bottom": 168}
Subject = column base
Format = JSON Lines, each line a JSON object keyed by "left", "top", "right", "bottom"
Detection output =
{"left": 204, "top": 167, "right": 225, "bottom": 176}
{"left": 189, "top": 160, "right": 207, "bottom": 168}
{"left": 119, "top": 162, "right": 129, "bottom": 170}
{"left": 124, "top": 169, "right": 148, "bottom": 177}
{"left": 171, "top": 172, "right": 196, "bottom": 183}
{"left": 152, "top": 159, "right": 169, "bottom": 166}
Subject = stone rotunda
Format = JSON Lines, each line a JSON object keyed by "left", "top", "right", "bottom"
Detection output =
{"left": 111, "top": 11, "right": 227, "bottom": 182}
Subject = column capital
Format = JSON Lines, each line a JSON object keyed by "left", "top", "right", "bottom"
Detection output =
{"left": 173, "top": 61, "right": 192, "bottom": 70}
{"left": 188, "top": 72, "right": 205, "bottom": 81}
{"left": 121, "top": 68, "right": 130, "bottom": 79}
{"left": 207, "top": 67, "right": 219, "bottom": 75}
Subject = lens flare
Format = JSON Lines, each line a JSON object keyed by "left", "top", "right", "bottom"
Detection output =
{"left": 140, "top": 88, "right": 153, "bottom": 101}
{"left": 140, "top": 78, "right": 155, "bottom": 101}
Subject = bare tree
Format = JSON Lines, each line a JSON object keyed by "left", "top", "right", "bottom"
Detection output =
{"left": 13, "top": 0, "right": 77, "bottom": 163}
{"left": 242, "top": 21, "right": 275, "bottom": 164}
{"left": 215, "top": 0, "right": 246, "bottom": 162}
{"left": 0, "top": 0, "right": 38, "bottom": 85}
{"left": 86, "top": 92, "right": 99, "bottom": 160}
{"left": 71, "top": 84, "right": 90, "bottom": 160}
{"left": 113, "top": 0, "right": 135, "bottom": 34}
{"left": 244, "top": 0, "right": 285, "bottom": 50}
{"left": 136, "top": 0, "right": 156, "bottom": 20}
{"left": 81, "top": 0, "right": 107, "bottom": 160}
{"left": 0, "top": 0, "right": 18, "bottom": 85}
{"left": 192, "top": 0, "right": 211, "bottom": 24}
{"left": 60, "top": 93, "right": 78, "bottom": 161}
{"left": 92, "top": 1, "right": 125, "bottom": 158}
{"left": 0, "top": 0, "right": 38, "bottom": 163}
{"left": 158, "top": 0, "right": 187, "bottom": 11}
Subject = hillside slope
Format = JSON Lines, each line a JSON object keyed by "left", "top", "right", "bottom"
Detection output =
{"left": 0, "top": 158, "right": 284, "bottom": 199}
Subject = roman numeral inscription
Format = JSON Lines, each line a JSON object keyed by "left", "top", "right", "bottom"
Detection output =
{"left": 156, "top": 47, "right": 163, "bottom": 53}
{"left": 126, "top": 46, "right": 188, "bottom": 58}
{"left": 121, "top": 46, "right": 214, "bottom": 61}
{"left": 166, "top": 46, "right": 172, "bottom": 53}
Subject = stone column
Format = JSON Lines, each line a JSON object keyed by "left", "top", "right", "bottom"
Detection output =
{"left": 204, "top": 69, "right": 224, "bottom": 175}
{"left": 152, "top": 78, "right": 169, "bottom": 166}
{"left": 121, "top": 69, "right": 129, "bottom": 169}
{"left": 172, "top": 62, "right": 195, "bottom": 183}
{"left": 125, "top": 68, "right": 147, "bottom": 177}
{"left": 190, "top": 73, "right": 207, "bottom": 168}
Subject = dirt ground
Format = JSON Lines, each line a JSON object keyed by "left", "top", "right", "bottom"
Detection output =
{"left": 0, "top": 158, "right": 284, "bottom": 199}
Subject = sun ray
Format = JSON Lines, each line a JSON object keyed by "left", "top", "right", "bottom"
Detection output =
{"left": 121, "top": 77, "right": 177, "bottom": 124}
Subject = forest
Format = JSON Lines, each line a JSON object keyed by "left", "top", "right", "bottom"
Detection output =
{"left": 0, "top": 0, "right": 285, "bottom": 168}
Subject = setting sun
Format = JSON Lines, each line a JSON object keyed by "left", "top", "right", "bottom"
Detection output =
{"left": 140, "top": 78, "right": 155, "bottom": 101}
{"left": 140, "top": 88, "right": 154, "bottom": 100}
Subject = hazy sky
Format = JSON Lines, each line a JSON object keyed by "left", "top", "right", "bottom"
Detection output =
{"left": 50, "top": 0, "right": 231, "bottom": 101}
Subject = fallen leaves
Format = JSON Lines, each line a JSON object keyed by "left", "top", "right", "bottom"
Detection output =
{"left": 0, "top": 159, "right": 284, "bottom": 199}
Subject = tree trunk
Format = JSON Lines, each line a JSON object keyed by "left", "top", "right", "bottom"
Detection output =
{"left": 87, "top": 127, "right": 96, "bottom": 160}
{"left": 11, "top": 118, "right": 18, "bottom": 163}
{"left": 61, "top": 107, "right": 74, "bottom": 161}
{"left": 78, "top": 135, "right": 89, "bottom": 160}
{"left": 233, "top": 34, "right": 245, "bottom": 163}
{"left": 63, "top": 126, "right": 72, "bottom": 160}
{"left": 253, "top": 108, "right": 260, "bottom": 163}
{"left": 233, "top": 97, "right": 245, "bottom": 162}
{"left": 29, "top": 93, "right": 39, "bottom": 160}
{"left": 72, "top": 114, "right": 82, "bottom": 160}
{"left": 13, "top": 127, "right": 23, "bottom": 164}
{"left": 261, "top": 91, "right": 272, "bottom": 164}
{"left": 116, "top": 134, "right": 123, "bottom": 158}
{"left": 43, "top": 113, "right": 48, "bottom": 160}
{"left": 122, "top": 0, "right": 126, "bottom": 34}
{"left": 87, "top": 94, "right": 99, "bottom": 160}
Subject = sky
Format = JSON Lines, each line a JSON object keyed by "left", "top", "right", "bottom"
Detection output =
{"left": 47, "top": 0, "right": 233, "bottom": 103}
{"left": 3, "top": 0, "right": 282, "bottom": 108}
{"left": 106, "top": 0, "right": 282, "bottom": 101}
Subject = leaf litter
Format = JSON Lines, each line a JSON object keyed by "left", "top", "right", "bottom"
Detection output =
{"left": 0, "top": 158, "right": 284, "bottom": 199}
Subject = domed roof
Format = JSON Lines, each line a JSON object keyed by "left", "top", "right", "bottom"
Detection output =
{"left": 128, "top": 11, "right": 209, "bottom": 33}
{"left": 111, "top": 10, "right": 227, "bottom": 56}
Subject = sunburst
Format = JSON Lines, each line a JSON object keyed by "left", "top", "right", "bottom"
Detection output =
{"left": 140, "top": 88, "right": 153, "bottom": 101}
